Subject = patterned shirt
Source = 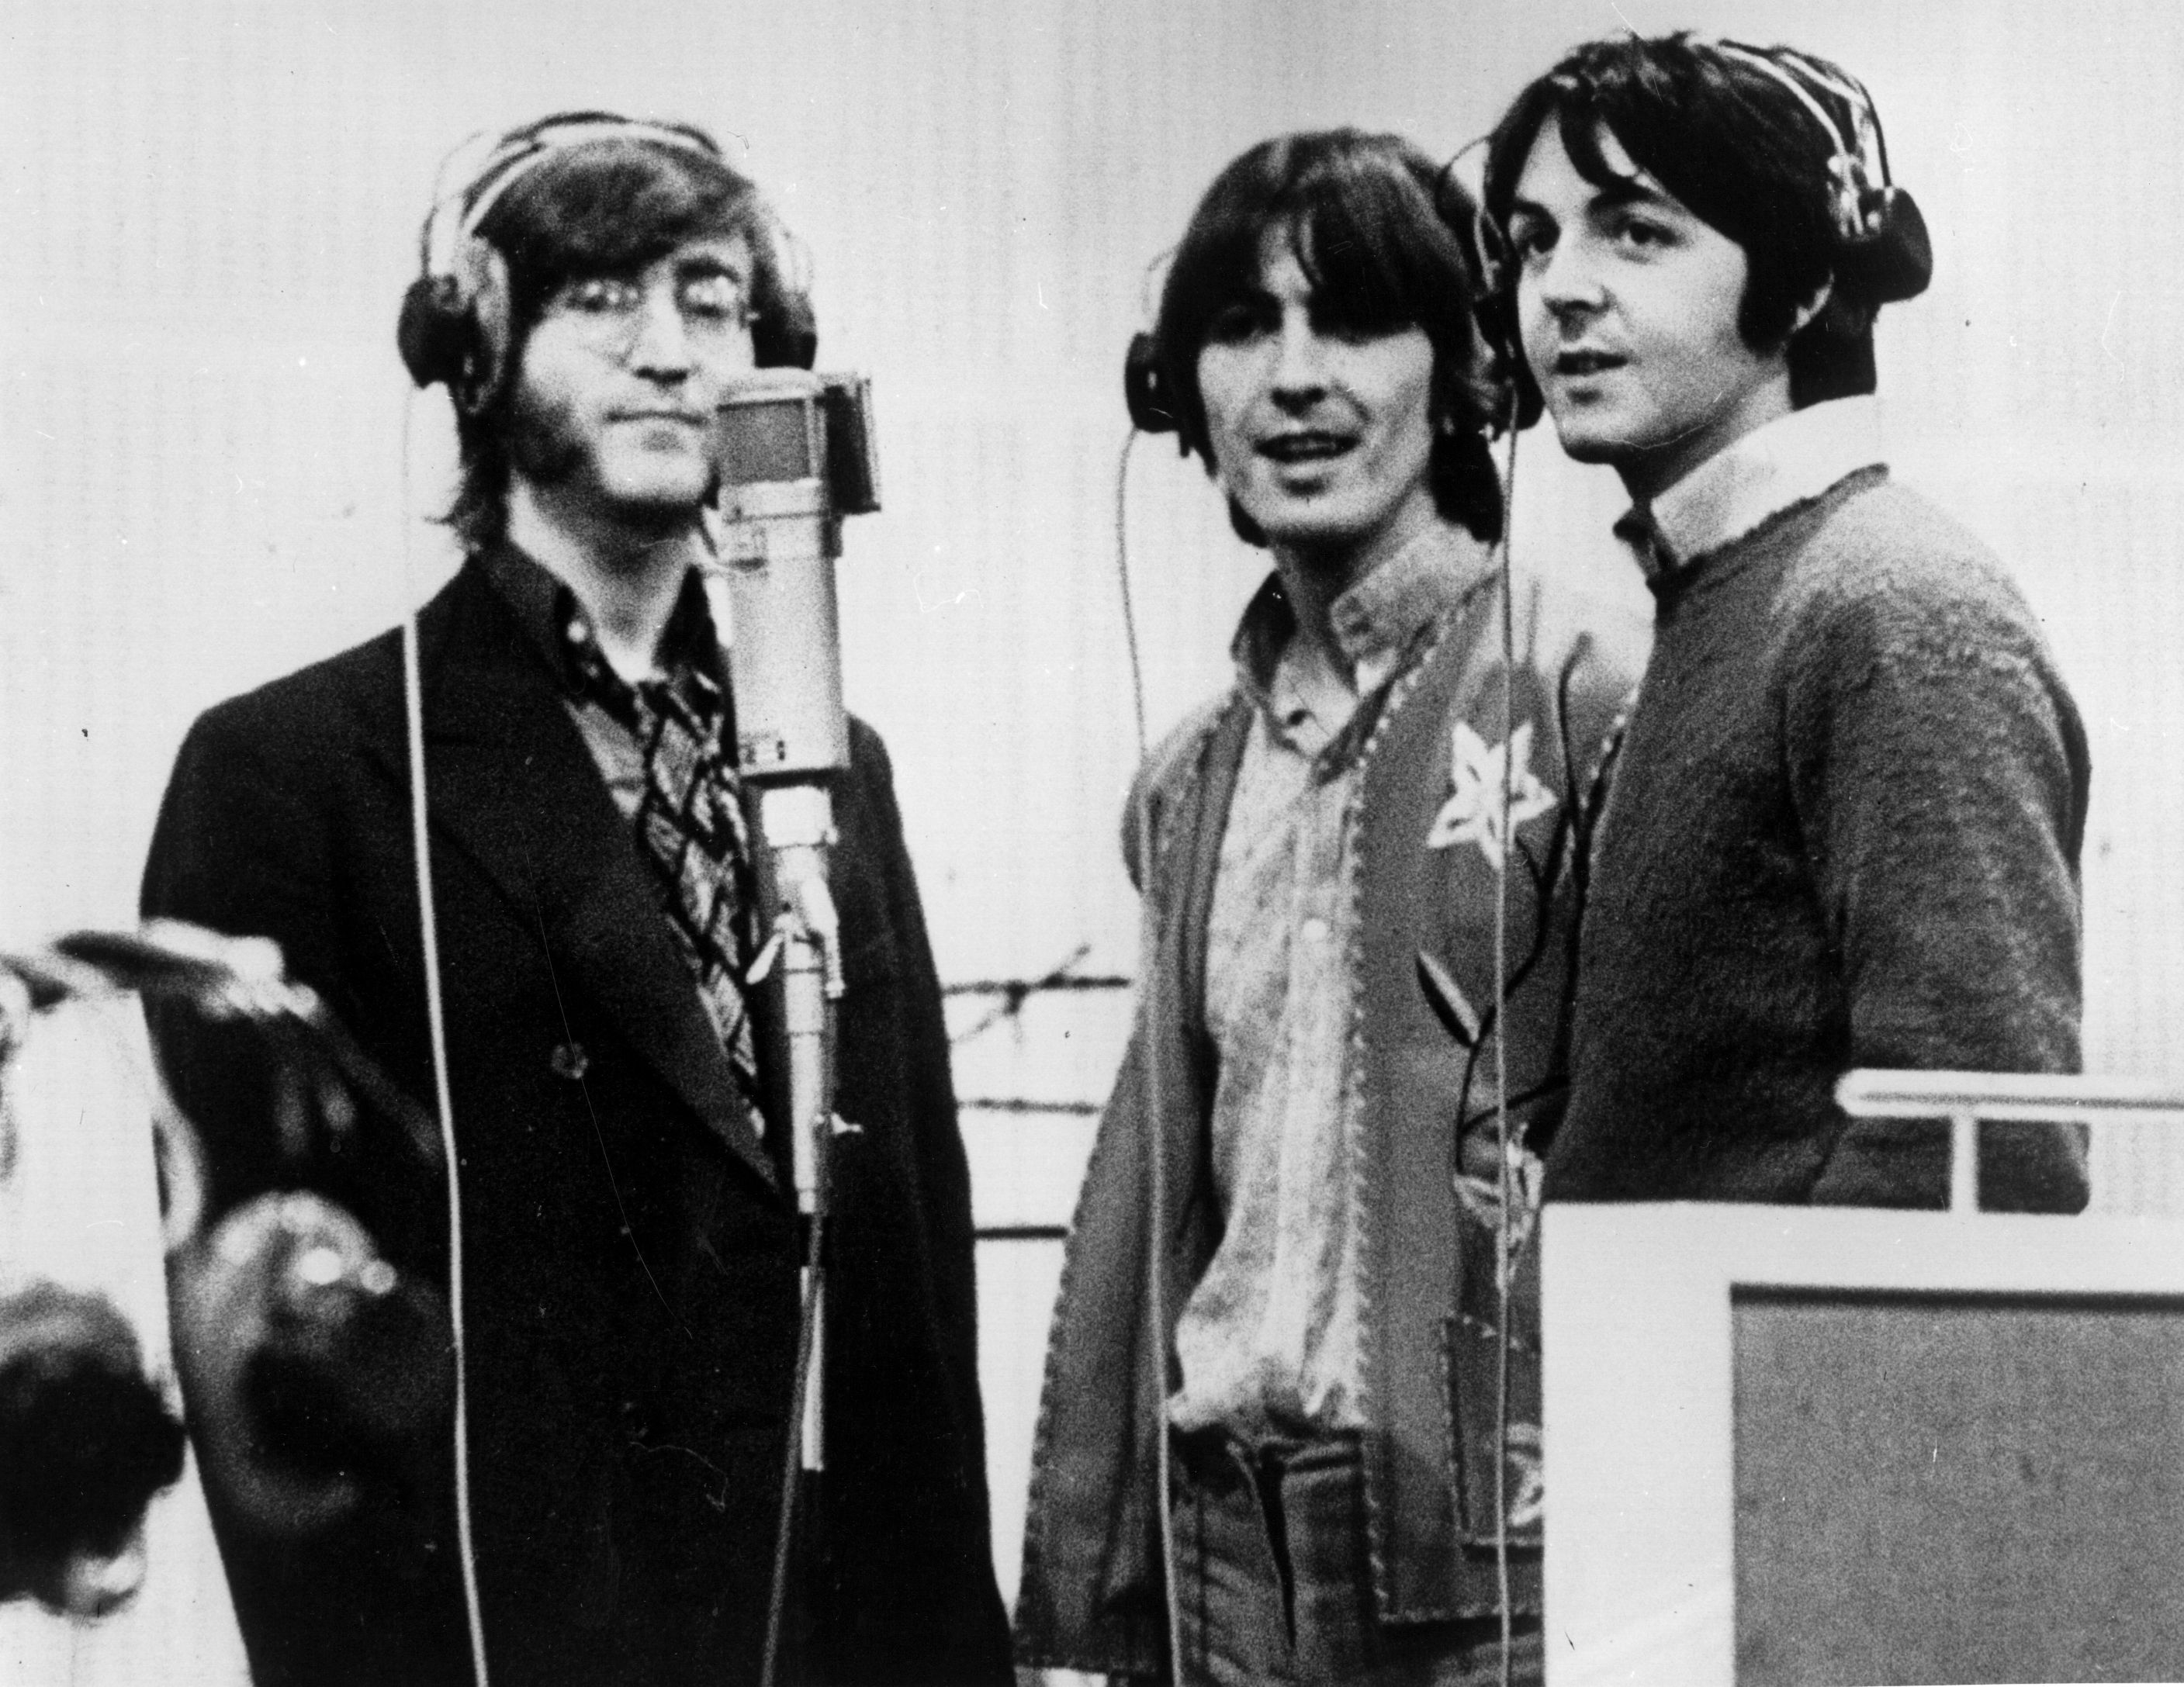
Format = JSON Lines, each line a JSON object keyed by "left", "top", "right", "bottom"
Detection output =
{"left": 1168, "top": 527, "right": 1488, "bottom": 1438}
{"left": 483, "top": 547, "right": 767, "bottom": 1139}
{"left": 483, "top": 545, "right": 731, "bottom": 820}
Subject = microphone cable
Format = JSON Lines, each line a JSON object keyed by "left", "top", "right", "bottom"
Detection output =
{"left": 399, "top": 395, "right": 492, "bottom": 1687}
{"left": 1490, "top": 392, "right": 1522, "bottom": 1687}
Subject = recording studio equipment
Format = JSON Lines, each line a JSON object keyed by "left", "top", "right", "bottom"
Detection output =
{"left": 0, "top": 925, "right": 452, "bottom": 1592}
{"left": 708, "top": 369, "right": 880, "bottom": 779}
{"left": 173, "top": 1190, "right": 451, "bottom": 1541}
{"left": 701, "top": 365, "right": 881, "bottom": 1687}
{"left": 1547, "top": 1068, "right": 2184, "bottom": 1687}
{"left": 0, "top": 1281, "right": 182, "bottom": 1619}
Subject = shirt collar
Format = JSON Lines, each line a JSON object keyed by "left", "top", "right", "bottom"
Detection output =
{"left": 480, "top": 541, "right": 725, "bottom": 691}
{"left": 1231, "top": 524, "right": 1493, "bottom": 703}
{"left": 1615, "top": 396, "right": 1887, "bottom": 581}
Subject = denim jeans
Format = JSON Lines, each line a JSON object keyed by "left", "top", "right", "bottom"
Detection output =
{"left": 1168, "top": 1430, "right": 1542, "bottom": 1687}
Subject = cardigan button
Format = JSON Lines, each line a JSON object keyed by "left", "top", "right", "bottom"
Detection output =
{"left": 549, "top": 1041, "right": 590, "bottom": 1081}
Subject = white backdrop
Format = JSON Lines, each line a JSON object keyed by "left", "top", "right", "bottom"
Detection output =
{"left": 5, "top": 0, "right": 2182, "bottom": 1668}
{"left": 8, "top": 0, "right": 2183, "bottom": 1090}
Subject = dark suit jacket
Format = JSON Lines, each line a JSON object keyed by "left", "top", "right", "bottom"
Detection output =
{"left": 142, "top": 554, "right": 1011, "bottom": 1686}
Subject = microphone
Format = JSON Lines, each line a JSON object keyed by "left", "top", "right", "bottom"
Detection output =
{"left": 701, "top": 368, "right": 882, "bottom": 1684}
{"left": 701, "top": 368, "right": 880, "bottom": 1463}
{"left": 704, "top": 368, "right": 879, "bottom": 781}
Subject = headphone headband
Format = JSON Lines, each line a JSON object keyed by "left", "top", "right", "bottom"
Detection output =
{"left": 1706, "top": 40, "right": 1930, "bottom": 302}
{"left": 421, "top": 115, "right": 724, "bottom": 278}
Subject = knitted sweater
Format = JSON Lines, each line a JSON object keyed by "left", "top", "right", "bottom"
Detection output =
{"left": 1548, "top": 468, "right": 2091, "bottom": 1212}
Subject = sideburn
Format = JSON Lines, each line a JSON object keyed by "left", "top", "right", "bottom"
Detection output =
{"left": 505, "top": 381, "right": 587, "bottom": 489}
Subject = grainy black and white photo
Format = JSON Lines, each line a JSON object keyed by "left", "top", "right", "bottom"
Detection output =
{"left": 3, "top": 3, "right": 2181, "bottom": 1685}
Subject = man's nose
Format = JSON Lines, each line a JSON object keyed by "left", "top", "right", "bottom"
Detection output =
{"left": 625, "top": 286, "right": 694, "bottom": 375}
{"left": 1268, "top": 312, "right": 1330, "bottom": 397}
{"left": 1534, "top": 239, "right": 1606, "bottom": 319}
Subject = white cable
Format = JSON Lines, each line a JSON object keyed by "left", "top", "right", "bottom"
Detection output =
{"left": 400, "top": 398, "right": 492, "bottom": 1687}
{"left": 1491, "top": 409, "right": 1521, "bottom": 1687}
{"left": 1113, "top": 427, "right": 1149, "bottom": 759}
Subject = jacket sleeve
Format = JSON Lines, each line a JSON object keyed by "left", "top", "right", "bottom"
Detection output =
{"left": 850, "top": 721, "right": 991, "bottom": 1495}
{"left": 1788, "top": 571, "right": 2092, "bottom": 1212}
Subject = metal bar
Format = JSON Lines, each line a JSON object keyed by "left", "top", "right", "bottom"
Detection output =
{"left": 1836, "top": 1069, "right": 2184, "bottom": 1123}
{"left": 958, "top": 1098, "right": 1102, "bottom": 1116}
{"left": 942, "top": 975, "right": 1133, "bottom": 997}
{"left": 1950, "top": 1112, "right": 1979, "bottom": 1215}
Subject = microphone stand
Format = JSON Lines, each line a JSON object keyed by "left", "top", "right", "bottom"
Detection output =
{"left": 703, "top": 365, "right": 879, "bottom": 1687}
{"left": 756, "top": 782, "right": 843, "bottom": 1687}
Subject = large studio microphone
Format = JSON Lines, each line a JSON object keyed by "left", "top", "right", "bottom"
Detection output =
{"left": 701, "top": 368, "right": 880, "bottom": 1686}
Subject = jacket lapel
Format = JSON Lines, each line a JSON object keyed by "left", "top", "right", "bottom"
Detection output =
{"left": 364, "top": 565, "right": 780, "bottom": 1198}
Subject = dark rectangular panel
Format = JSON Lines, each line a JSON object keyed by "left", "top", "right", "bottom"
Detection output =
{"left": 1732, "top": 1289, "right": 2184, "bottom": 1685}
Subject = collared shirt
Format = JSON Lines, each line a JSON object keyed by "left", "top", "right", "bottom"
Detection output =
{"left": 1614, "top": 396, "right": 1888, "bottom": 582}
{"left": 483, "top": 547, "right": 770, "bottom": 1149}
{"left": 483, "top": 543, "right": 731, "bottom": 824}
{"left": 1169, "top": 526, "right": 1490, "bottom": 1439}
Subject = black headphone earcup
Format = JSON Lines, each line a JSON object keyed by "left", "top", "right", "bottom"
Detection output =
{"left": 1123, "top": 331, "right": 1189, "bottom": 455}
{"left": 753, "top": 293, "right": 819, "bottom": 369}
{"left": 1473, "top": 284, "right": 1542, "bottom": 432}
{"left": 1852, "top": 184, "right": 1932, "bottom": 304}
{"left": 395, "top": 275, "right": 474, "bottom": 392}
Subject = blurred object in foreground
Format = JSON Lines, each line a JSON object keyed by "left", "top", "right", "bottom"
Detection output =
{"left": 174, "top": 1188, "right": 451, "bottom": 1540}
{"left": 0, "top": 1279, "right": 184, "bottom": 1617}
{"left": 0, "top": 953, "right": 193, "bottom": 1622}
{"left": 0, "top": 921, "right": 450, "bottom": 1646}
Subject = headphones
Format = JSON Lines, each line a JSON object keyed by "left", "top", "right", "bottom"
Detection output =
{"left": 1477, "top": 40, "right": 1933, "bottom": 430}
{"left": 1122, "top": 327, "right": 1185, "bottom": 453}
{"left": 1709, "top": 40, "right": 1933, "bottom": 306}
{"left": 396, "top": 111, "right": 815, "bottom": 415}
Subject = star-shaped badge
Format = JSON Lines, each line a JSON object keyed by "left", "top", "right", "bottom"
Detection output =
{"left": 1426, "top": 721, "right": 1556, "bottom": 871}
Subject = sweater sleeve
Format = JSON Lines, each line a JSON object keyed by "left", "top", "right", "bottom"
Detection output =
{"left": 1786, "top": 557, "right": 2091, "bottom": 1212}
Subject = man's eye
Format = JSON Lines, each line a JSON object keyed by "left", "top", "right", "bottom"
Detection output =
{"left": 1507, "top": 221, "right": 1554, "bottom": 267}
{"left": 1306, "top": 306, "right": 1386, "bottom": 345}
{"left": 1204, "top": 302, "right": 1272, "bottom": 344}
{"left": 1611, "top": 217, "right": 1673, "bottom": 251}
{"left": 678, "top": 275, "right": 748, "bottom": 323}
{"left": 564, "top": 278, "right": 638, "bottom": 314}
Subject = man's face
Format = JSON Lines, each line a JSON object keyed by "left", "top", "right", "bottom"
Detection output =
{"left": 1193, "top": 226, "right": 1439, "bottom": 565}
{"left": 1507, "top": 119, "right": 1793, "bottom": 501}
{"left": 507, "top": 233, "right": 756, "bottom": 523}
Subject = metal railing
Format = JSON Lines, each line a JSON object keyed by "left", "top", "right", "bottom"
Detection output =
{"left": 1836, "top": 1070, "right": 2184, "bottom": 1215}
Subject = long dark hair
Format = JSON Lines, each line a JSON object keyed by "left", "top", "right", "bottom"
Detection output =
{"left": 1150, "top": 129, "right": 1507, "bottom": 545}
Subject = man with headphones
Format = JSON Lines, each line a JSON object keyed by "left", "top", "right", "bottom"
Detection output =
{"left": 1481, "top": 37, "right": 2092, "bottom": 1212}
{"left": 1016, "top": 131, "right": 1635, "bottom": 1685}
{"left": 139, "top": 114, "right": 1012, "bottom": 1686}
